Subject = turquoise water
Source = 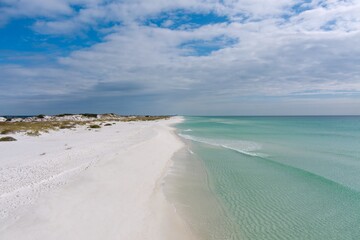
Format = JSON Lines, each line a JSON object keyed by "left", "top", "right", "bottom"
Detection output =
{"left": 174, "top": 116, "right": 360, "bottom": 240}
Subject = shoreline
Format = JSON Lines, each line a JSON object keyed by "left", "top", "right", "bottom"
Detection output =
{"left": 0, "top": 116, "right": 196, "bottom": 240}
{"left": 164, "top": 138, "right": 239, "bottom": 240}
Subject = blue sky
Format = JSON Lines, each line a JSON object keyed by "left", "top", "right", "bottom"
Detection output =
{"left": 1, "top": 0, "right": 360, "bottom": 115}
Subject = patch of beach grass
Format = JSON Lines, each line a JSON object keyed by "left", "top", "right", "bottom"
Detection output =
{"left": 0, "top": 121, "right": 87, "bottom": 136}
{"left": 1, "top": 129, "right": 14, "bottom": 135}
{"left": 89, "top": 124, "right": 101, "bottom": 129}
{"left": 26, "top": 131, "right": 41, "bottom": 136}
{"left": 121, "top": 116, "right": 170, "bottom": 122}
{"left": 81, "top": 113, "right": 98, "bottom": 118}
{"left": 0, "top": 115, "right": 170, "bottom": 136}
{"left": 0, "top": 136, "right": 17, "bottom": 142}
{"left": 59, "top": 124, "right": 75, "bottom": 129}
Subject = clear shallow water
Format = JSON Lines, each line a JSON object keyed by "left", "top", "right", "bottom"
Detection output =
{"left": 172, "top": 116, "right": 360, "bottom": 240}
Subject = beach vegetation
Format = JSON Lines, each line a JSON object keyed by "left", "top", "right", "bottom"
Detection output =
{"left": 1, "top": 129, "right": 14, "bottom": 135}
{"left": 0, "top": 136, "right": 17, "bottom": 142}
{"left": 59, "top": 124, "right": 75, "bottom": 129}
{"left": 121, "top": 116, "right": 170, "bottom": 122}
{"left": 55, "top": 113, "right": 73, "bottom": 117}
{"left": 26, "top": 131, "right": 41, "bottom": 136}
{"left": 81, "top": 113, "right": 98, "bottom": 118}
{"left": 0, "top": 115, "right": 169, "bottom": 137}
{"left": 0, "top": 121, "right": 85, "bottom": 135}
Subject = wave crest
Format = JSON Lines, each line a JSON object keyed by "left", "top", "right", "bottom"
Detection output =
{"left": 179, "top": 134, "right": 262, "bottom": 157}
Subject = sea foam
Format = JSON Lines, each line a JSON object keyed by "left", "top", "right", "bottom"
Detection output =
{"left": 179, "top": 133, "right": 262, "bottom": 157}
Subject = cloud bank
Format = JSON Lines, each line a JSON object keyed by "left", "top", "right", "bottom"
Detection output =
{"left": 1, "top": 0, "right": 360, "bottom": 115}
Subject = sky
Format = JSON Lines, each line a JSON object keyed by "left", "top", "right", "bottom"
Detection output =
{"left": 1, "top": 0, "right": 360, "bottom": 115}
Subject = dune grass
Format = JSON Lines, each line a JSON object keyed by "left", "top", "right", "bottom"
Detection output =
{"left": 1, "top": 129, "right": 14, "bottom": 135}
{"left": 0, "top": 121, "right": 87, "bottom": 136}
{"left": 121, "top": 116, "right": 170, "bottom": 122}
{"left": 88, "top": 124, "right": 101, "bottom": 129}
{"left": 0, "top": 136, "right": 17, "bottom": 142}
{"left": 0, "top": 116, "right": 170, "bottom": 136}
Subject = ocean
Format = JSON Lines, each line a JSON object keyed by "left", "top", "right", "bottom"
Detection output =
{"left": 165, "top": 116, "right": 360, "bottom": 240}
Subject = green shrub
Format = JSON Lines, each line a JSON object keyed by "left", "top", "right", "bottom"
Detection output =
{"left": 60, "top": 125, "right": 74, "bottom": 129}
{"left": 0, "top": 136, "right": 17, "bottom": 141}
{"left": 89, "top": 124, "right": 101, "bottom": 129}
{"left": 82, "top": 113, "right": 98, "bottom": 118}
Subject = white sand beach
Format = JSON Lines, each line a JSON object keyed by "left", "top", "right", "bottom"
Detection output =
{"left": 0, "top": 117, "right": 195, "bottom": 240}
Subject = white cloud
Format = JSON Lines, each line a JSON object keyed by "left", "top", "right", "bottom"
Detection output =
{"left": 0, "top": 0, "right": 74, "bottom": 25}
{"left": 1, "top": 0, "right": 360, "bottom": 114}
